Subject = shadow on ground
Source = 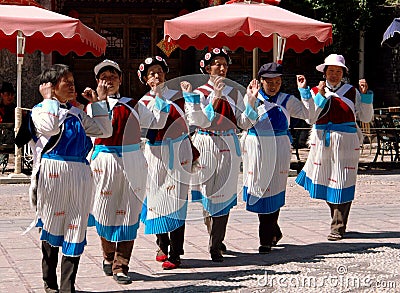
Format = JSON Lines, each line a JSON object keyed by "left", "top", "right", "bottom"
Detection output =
{"left": 76, "top": 239, "right": 400, "bottom": 293}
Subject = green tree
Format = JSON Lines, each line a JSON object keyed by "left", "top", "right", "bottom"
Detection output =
{"left": 281, "top": 0, "right": 387, "bottom": 81}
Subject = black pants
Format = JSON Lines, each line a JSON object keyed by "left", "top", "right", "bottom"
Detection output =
{"left": 203, "top": 210, "right": 229, "bottom": 254}
{"left": 258, "top": 209, "right": 281, "bottom": 246}
{"left": 42, "top": 241, "right": 80, "bottom": 293}
{"left": 156, "top": 224, "right": 185, "bottom": 260}
{"left": 327, "top": 201, "right": 352, "bottom": 235}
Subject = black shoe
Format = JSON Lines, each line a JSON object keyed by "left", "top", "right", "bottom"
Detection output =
{"left": 259, "top": 245, "right": 271, "bottom": 254}
{"left": 44, "top": 282, "right": 59, "bottom": 293}
{"left": 272, "top": 233, "right": 283, "bottom": 246}
{"left": 102, "top": 260, "right": 113, "bottom": 276}
{"left": 44, "top": 288, "right": 59, "bottom": 293}
{"left": 113, "top": 272, "right": 132, "bottom": 285}
{"left": 211, "top": 252, "right": 224, "bottom": 262}
{"left": 220, "top": 243, "right": 227, "bottom": 254}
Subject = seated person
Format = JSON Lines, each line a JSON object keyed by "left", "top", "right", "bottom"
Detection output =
{"left": 0, "top": 81, "right": 16, "bottom": 123}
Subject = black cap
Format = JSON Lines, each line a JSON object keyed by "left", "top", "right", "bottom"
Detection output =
{"left": 258, "top": 62, "right": 283, "bottom": 79}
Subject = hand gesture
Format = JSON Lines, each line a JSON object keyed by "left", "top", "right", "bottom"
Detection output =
{"left": 95, "top": 79, "right": 110, "bottom": 101}
{"left": 39, "top": 82, "right": 54, "bottom": 100}
{"left": 317, "top": 81, "right": 326, "bottom": 96}
{"left": 81, "top": 87, "right": 98, "bottom": 103}
{"left": 147, "top": 76, "right": 164, "bottom": 95}
{"left": 153, "top": 84, "right": 163, "bottom": 99}
{"left": 213, "top": 76, "right": 225, "bottom": 99}
{"left": 246, "top": 79, "right": 260, "bottom": 107}
{"left": 296, "top": 75, "right": 307, "bottom": 89}
{"left": 180, "top": 81, "right": 192, "bottom": 93}
{"left": 359, "top": 79, "right": 368, "bottom": 94}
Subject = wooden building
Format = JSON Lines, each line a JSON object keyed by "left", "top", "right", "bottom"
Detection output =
{"left": 2, "top": 0, "right": 400, "bottom": 108}
{"left": 52, "top": 0, "right": 325, "bottom": 100}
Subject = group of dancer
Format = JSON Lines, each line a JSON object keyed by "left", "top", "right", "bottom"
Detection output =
{"left": 27, "top": 49, "right": 373, "bottom": 292}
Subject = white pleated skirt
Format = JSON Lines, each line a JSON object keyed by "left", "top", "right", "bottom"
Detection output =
{"left": 36, "top": 158, "right": 93, "bottom": 257}
{"left": 141, "top": 137, "right": 192, "bottom": 234}
{"left": 242, "top": 134, "right": 291, "bottom": 214}
{"left": 296, "top": 128, "right": 360, "bottom": 203}
{"left": 191, "top": 133, "right": 241, "bottom": 216}
{"left": 90, "top": 149, "right": 147, "bottom": 242}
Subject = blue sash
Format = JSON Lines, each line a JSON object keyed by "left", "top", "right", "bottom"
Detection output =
{"left": 198, "top": 129, "right": 241, "bottom": 156}
{"left": 91, "top": 143, "right": 141, "bottom": 160}
{"left": 42, "top": 153, "right": 89, "bottom": 165}
{"left": 147, "top": 134, "right": 188, "bottom": 169}
{"left": 314, "top": 122, "right": 357, "bottom": 147}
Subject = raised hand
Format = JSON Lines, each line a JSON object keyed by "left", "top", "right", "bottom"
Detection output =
{"left": 213, "top": 75, "right": 225, "bottom": 99}
{"left": 246, "top": 79, "right": 260, "bottom": 107}
{"left": 296, "top": 75, "right": 307, "bottom": 89}
{"left": 317, "top": 81, "right": 326, "bottom": 96}
{"left": 153, "top": 84, "right": 163, "bottom": 99}
{"left": 359, "top": 79, "right": 368, "bottom": 94}
{"left": 39, "top": 82, "right": 54, "bottom": 100}
{"left": 81, "top": 87, "right": 98, "bottom": 103}
{"left": 96, "top": 79, "right": 110, "bottom": 101}
{"left": 180, "top": 81, "right": 192, "bottom": 93}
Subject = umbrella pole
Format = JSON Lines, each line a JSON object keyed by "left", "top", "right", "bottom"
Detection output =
{"left": 12, "top": 31, "right": 25, "bottom": 176}
{"left": 252, "top": 48, "right": 259, "bottom": 79}
{"left": 273, "top": 33, "right": 278, "bottom": 62}
{"left": 359, "top": 29, "right": 365, "bottom": 79}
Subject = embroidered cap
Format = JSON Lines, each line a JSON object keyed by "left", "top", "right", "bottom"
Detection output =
{"left": 137, "top": 56, "right": 169, "bottom": 84}
{"left": 316, "top": 54, "right": 348, "bottom": 73}
{"left": 199, "top": 48, "right": 231, "bottom": 74}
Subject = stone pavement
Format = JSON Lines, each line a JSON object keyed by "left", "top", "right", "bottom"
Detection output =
{"left": 1, "top": 145, "right": 400, "bottom": 292}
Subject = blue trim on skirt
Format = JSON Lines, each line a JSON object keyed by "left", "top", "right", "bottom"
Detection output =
{"left": 141, "top": 199, "right": 188, "bottom": 234}
{"left": 191, "top": 190, "right": 237, "bottom": 216}
{"left": 88, "top": 214, "right": 140, "bottom": 242}
{"left": 242, "top": 186, "right": 285, "bottom": 214}
{"left": 296, "top": 170, "right": 355, "bottom": 204}
{"left": 40, "top": 229, "right": 87, "bottom": 257}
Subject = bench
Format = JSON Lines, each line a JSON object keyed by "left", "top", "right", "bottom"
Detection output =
{"left": 0, "top": 123, "right": 14, "bottom": 173}
{"left": 1, "top": 115, "right": 34, "bottom": 173}
{"left": 373, "top": 114, "right": 400, "bottom": 162}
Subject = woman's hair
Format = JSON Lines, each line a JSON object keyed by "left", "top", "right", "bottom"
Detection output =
{"left": 323, "top": 65, "right": 347, "bottom": 77}
{"left": 96, "top": 66, "right": 121, "bottom": 79}
{"left": 39, "top": 64, "right": 70, "bottom": 85}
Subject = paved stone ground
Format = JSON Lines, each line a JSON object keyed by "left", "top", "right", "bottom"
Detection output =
{"left": 1, "top": 145, "right": 400, "bottom": 292}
